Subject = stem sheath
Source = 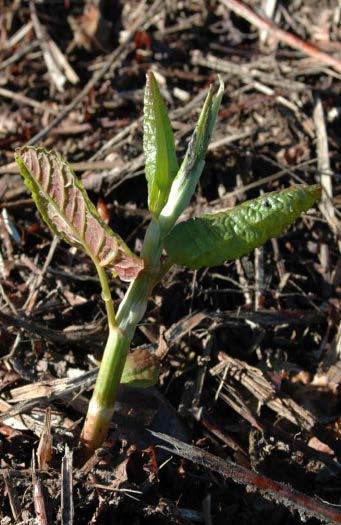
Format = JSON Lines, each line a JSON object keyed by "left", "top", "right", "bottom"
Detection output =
{"left": 80, "top": 327, "right": 129, "bottom": 455}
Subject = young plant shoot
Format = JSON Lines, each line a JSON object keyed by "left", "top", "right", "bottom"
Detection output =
{"left": 15, "top": 73, "right": 321, "bottom": 457}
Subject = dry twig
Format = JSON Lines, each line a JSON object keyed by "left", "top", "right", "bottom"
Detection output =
{"left": 37, "top": 408, "right": 52, "bottom": 471}
{"left": 61, "top": 445, "right": 74, "bottom": 525}
{"left": 2, "top": 470, "right": 21, "bottom": 522}
{"left": 30, "top": 2, "right": 78, "bottom": 91}
{"left": 211, "top": 353, "right": 340, "bottom": 456}
{"left": 26, "top": 0, "right": 163, "bottom": 146}
{"left": 31, "top": 451, "right": 49, "bottom": 525}
{"left": 152, "top": 431, "right": 341, "bottom": 524}
{"left": 219, "top": 0, "right": 341, "bottom": 72}
{"left": 313, "top": 97, "right": 341, "bottom": 239}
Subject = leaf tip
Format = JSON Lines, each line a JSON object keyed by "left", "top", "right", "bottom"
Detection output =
{"left": 216, "top": 74, "right": 225, "bottom": 96}
{"left": 14, "top": 145, "right": 30, "bottom": 166}
{"left": 145, "top": 70, "right": 157, "bottom": 94}
{"left": 146, "top": 69, "right": 155, "bottom": 82}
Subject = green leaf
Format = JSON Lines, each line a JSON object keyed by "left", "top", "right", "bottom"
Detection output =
{"left": 164, "top": 185, "right": 321, "bottom": 269}
{"left": 158, "top": 76, "right": 224, "bottom": 236}
{"left": 190, "top": 74, "right": 224, "bottom": 165}
{"left": 15, "top": 147, "right": 143, "bottom": 281}
{"left": 143, "top": 71, "right": 178, "bottom": 217}
{"left": 121, "top": 348, "right": 159, "bottom": 388}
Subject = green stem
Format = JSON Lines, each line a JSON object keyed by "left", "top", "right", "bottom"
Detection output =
{"left": 80, "top": 327, "right": 129, "bottom": 455}
{"left": 117, "top": 270, "right": 156, "bottom": 337}
{"left": 141, "top": 218, "right": 162, "bottom": 267}
{"left": 81, "top": 223, "right": 162, "bottom": 458}
{"left": 96, "top": 264, "right": 117, "bottom": 330}
{"left": 81, "top": 271, "right": 156, "bottom": 458}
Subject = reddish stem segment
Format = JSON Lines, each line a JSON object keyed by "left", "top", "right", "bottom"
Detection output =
{"left": 220, "top": 0, "right": 341, "bottom": 72}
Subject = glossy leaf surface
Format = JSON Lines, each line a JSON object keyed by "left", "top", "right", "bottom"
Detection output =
{"left": 164, "top": 185, "right": 321, "bottom": 269}
{"left": 15, "top": 147, "right": 143, "bottom": 281}
{"left": 143, "top": 71, "right": 178, "bottom": 217}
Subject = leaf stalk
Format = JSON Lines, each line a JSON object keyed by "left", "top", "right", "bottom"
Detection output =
{"left": 95, "top": 264, "right": 117, "bottom": 330}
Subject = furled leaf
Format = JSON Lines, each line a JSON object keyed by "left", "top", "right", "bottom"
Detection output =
{"left": 15, "top": 147, "right": 143, "bottom": 281}
{"left": 189, "top": 74, "right": 224, "bottom": 165}
{"left": 121, "top": 348, "right": 159, "bottom": 388}
{"left": 143, "top": 71, "right": 178, "bottom": 217}
{"left": 164, "top": 185, "right": 321, "bottom": 269}
{"left": 158, "top": 76, "right": 224, "bottom": 236}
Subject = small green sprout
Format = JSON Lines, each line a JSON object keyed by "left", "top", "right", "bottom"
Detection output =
{"left": 15, "top": 72, "right": 321, "bottom": 457}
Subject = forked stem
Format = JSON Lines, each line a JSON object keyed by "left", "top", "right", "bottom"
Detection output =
{"left": 80, "top": 271, "right": 157, "bottom": 458}
{"left": 80, "top": 224, "right": 162, "bottom": 458}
